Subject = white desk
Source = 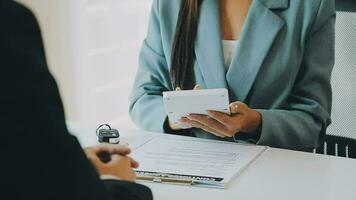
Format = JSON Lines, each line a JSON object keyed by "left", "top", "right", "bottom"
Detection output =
{"left": 68, "top": 123, "right": 356, "bottom": 200}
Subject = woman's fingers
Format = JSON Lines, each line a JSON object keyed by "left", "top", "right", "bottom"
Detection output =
{"left": 187, "top": 114, "right": 224, "bottom": 130}
{"left": 229, "top": 101, "right": 248, "bottom": 114}
{"left": 207, "top": 111, "right": 231, "bottom": 126}
{"left": 186, "top": 114, "right": 229, "bottom": 136}
{"left": 193, "top": 85, "right": 201, "bottom": 90}
{"left": 180, "top": 117, "right": 226, "bottom": 137}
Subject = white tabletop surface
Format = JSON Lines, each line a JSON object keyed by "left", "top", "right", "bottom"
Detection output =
{"left": 68, "top": 122, "right": 356, "bottom": 200}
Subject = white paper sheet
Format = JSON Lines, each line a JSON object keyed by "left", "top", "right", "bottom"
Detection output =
{"left": 131, "top": 137, "right": 268, "bottom": 188}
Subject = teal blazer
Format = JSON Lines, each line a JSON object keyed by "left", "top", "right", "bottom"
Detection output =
{"left": 129, "top": 0, "right": 335, "bottom": 150}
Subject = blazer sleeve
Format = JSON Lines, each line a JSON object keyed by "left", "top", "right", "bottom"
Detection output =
{"left": 129, "top": 0, "right": 172, "bottom": 132}
{"left": 256, "top": 0, "right": 335, "bottom": 151}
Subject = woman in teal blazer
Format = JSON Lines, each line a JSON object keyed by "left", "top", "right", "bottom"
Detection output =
{"left": 129, "top": 0, "right": 335, "bottom": 151}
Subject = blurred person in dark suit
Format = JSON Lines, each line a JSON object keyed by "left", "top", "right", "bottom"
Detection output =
{"left": 0, "top": 1, "right": 152, "bottom": 199}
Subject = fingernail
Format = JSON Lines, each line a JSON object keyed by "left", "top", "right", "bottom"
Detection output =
{"left": 234, "top": 106, "right": 238, "bottom": 113}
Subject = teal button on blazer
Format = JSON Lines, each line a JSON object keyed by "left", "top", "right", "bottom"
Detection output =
{"left": 129, "top": 0, "right": 335, "bottom": 151}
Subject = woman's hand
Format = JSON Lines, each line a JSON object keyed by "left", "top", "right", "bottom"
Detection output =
{"left": 180, "top": 101, "right": 262, "bottom": 138}
{"left": 84, "top": 144, "right": 139, "bottom": 181}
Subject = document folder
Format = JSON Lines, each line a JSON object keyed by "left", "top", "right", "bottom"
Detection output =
{"left": 131, "top": 137, "right": 268, "bottom": 189}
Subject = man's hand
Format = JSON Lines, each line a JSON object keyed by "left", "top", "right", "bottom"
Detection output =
{"left": 84, "top": 144, "right": 139, "bottom": 181}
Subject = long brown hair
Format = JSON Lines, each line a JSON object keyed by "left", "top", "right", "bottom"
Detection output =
{"left": 170, "top": 0, "right": 201, "bottom": 90}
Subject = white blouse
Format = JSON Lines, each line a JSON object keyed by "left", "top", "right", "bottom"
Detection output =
{"left": 222, "top": 40, "right": 238, "bottom": 71}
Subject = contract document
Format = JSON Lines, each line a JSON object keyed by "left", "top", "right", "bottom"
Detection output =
{"left": 131, "top": 137, "right": 268, "bottom": 188}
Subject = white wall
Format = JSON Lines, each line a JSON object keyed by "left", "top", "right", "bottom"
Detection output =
{"left": 18, "top": 0, "right": 153, "bottom": 129}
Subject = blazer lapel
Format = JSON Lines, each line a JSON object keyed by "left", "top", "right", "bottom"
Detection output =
{"left": 195, "top": 0, "right": 227, "bottom": 89}
{"left": 226, "top": 0, "right": 288, "bottom": 101}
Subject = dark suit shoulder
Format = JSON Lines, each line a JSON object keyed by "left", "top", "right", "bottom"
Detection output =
{"left": 0, "top": 0, "right": 43, "bottom": 53}
{"left": 0, "top": 0, "right": 39, "bottom": 28}
{"left": 0, "top": 0, "right": 37, "bottom": 22}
